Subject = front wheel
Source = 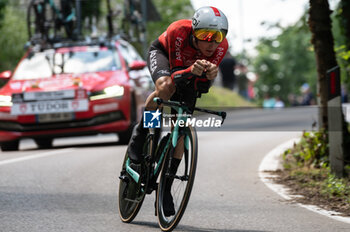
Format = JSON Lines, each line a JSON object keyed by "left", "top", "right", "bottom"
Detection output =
{"left": 156, "top": 126, "right": 198, "bottom": 231}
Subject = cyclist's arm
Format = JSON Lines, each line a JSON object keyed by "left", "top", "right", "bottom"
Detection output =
{"left": 171, "top": 42, "right": 228, "bottom": 82}
{"left": 171, "top": 66, "right": 193, "bottom": 82}
{"left": 171, "top": 65, "right": 215, "bottom": 94}
{"left": 171, "top": 59, "right": 208, "bottom": 80}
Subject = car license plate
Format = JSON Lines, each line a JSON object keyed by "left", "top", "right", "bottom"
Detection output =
{"left": 11, "top": 99, "right": 89, "bottom": 115}
{"left": 23, "top": 89, "right": 76, "bottom": 101}
{"left": 37, "top": 113, "right": 73, "bottom": 123}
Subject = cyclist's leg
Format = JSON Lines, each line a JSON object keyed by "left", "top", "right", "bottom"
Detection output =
{"left": 157, "top": 125, "right": 198, "bottom": 230}
{"left": 145, "top": 76, "right": 175, "bottom": 110}
{"left": 159, "top": 124, "right": 183, "bottom": 216}
{"left": 163, "top": 158, "right": 180, "bottom": 214}
{"left": 128, "top": 39, "right": 174, "bottom": 164}
{"left": 145, "top": 39, "right": 175, "bottom": 110}
{"left": 162, "top": 91, "right": 196, "bottom": 216}
{"left": 128, "top": 76, "right": 174, "bottom": 162}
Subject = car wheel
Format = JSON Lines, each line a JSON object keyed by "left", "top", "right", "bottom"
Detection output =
{"left": 1, "top": 140, "right": 19, "bottom": 151}
{"left": 35, "top": 138, "right": 53, "bottom": 149}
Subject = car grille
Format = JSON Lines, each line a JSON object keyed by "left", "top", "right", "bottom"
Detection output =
{"left": 0, "top": 111, "right": 124, "bottom": 132}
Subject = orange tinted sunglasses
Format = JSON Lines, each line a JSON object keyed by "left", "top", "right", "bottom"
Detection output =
{"left": 193, "top": 29, "right": 226, "bottom": 43}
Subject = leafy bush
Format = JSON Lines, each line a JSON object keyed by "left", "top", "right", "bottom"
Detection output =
{"left": 287, "top": 167, "right": 350, "bottom": 208}
{"left": 282, "top": 130, "right": 350, "bottom": 208}
{"left": 322, "top": 172, "right": 349, "bottom": 198}
{"left": 0, "top": 5, "right": 27, "bottom": 71}
{"left": 283, "top": 130, "right": 328, "bottom": 170}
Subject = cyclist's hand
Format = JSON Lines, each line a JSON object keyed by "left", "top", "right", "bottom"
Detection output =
{"left": 206, "top": 62, "right": 218, "bottom": 80}
{"left": 191, "top": 59, "right": 209, "bottom": 76}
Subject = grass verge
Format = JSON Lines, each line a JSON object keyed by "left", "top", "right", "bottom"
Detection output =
{"left": 196, "top": 86, "right": 255, "bottom": 108}
{"left": 275, "top": 131, "right": 350, "bottom": 216}
{"left": 275, "top": 168, "right": 350, "bottom": 216}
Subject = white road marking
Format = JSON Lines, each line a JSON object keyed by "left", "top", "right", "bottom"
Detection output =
{"left": 0, "top": 148, "right": 76, "bottom": 166}
{"left": 259, "top": 138, "right": 350, "bottom": 225}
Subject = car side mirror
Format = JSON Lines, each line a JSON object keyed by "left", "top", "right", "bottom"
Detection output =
{"left": 0, "top": 70, "right": 12, "bottom": 79}
{"left": 129, "top": 60, "right": 147, "bottom": 71}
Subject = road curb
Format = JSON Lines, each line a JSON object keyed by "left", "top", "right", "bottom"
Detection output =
{"left": 258, "top": 138, "right": 350, "bottom": 225}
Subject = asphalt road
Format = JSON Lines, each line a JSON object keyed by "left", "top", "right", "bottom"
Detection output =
{"left": 1, "top": 106, "right": 350, "bottom": 232}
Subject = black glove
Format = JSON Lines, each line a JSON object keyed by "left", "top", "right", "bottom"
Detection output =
{"left": 195, "top": 75, "right": 211, "bottom": 94}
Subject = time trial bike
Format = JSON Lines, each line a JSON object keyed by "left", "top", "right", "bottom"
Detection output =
{"left": 118, "top": 91, "right": 226, "bottom": 231}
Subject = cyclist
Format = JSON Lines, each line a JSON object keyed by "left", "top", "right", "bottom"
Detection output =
{"left": 127, "top": 6, "right": 229, "bottom": 216}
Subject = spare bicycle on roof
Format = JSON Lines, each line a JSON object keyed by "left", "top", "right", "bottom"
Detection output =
{"left": 26, "top": 0, "right": 158, "bottom": 47}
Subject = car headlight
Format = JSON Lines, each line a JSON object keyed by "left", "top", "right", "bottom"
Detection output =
{"left": 90, "top": 85, "right": 124, "bottom": 101}
{"left": 0, "top": 95, "right": 12, "bottom": 107}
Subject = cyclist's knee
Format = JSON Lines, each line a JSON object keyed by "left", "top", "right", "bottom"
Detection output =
{"left": 155, "top": 76, "right": 175, "bottom": 99}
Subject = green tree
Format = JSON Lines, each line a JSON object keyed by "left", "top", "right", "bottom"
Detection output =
{"left": 0, "top": 5, "right": 27, "bottom": 71}
{"left": 308, "top": 0, "right": 349, "bottom": 178}
{"left": 253, "top": 13, "right": 317, "bottom": 105}
{"left": 337, "top": 0, "right": 350, "bottom": 50}
{"left": 334, "top": 0, "right": 350, "bottom": 94}
{"left": 0, "top": 0, "right": 8, "bottom": 27}
{"left": 308, "top": 0, "right": 338, "bottom": 130}
{"left": 146, "top": 0, "right": 193, "bottom": 42}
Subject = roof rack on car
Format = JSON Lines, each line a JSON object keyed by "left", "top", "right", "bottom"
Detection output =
{"left": 26, "top": 35, "right": 123, "bottom": 52}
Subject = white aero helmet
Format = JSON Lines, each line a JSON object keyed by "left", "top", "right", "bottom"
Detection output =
{"left": 192, "top": 6, "right": 228, "bottom": 43}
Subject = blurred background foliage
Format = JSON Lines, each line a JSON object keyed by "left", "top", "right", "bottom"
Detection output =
{"left": 251, "top": 12, "right": 317, "bottom": 104}
{"left": 145, "top": 0, "right": 193, "bottom": 41}
{"left": 0, "top": 0, "right": 27, "bottom": 72}
{"left": 249, "top": 1, "right": 350, "bottom": 105}
{"left": 0, "top": 0, "right": 350, "bottom": 107}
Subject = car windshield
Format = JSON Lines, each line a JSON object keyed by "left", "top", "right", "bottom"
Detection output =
{"left": 12, "top": 47, "right": 121, "bottom": 80}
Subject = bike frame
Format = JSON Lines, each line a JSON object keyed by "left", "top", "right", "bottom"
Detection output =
{"left": 124, "top": 97, "right": 226, "bottom": 185}
{"left": 51, "top": 0, "right": 76, "bottom": 22}
{"left": 125, "top": 103, "right": 189, "bottom": 185}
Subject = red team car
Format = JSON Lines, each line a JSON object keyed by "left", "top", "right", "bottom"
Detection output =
{"left": 0, "top": 38, "right": 153, "bottom": 151}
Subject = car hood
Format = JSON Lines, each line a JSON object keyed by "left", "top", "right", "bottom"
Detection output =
{"left": 0, "top": 70, "right": 128, "bottom": 95}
